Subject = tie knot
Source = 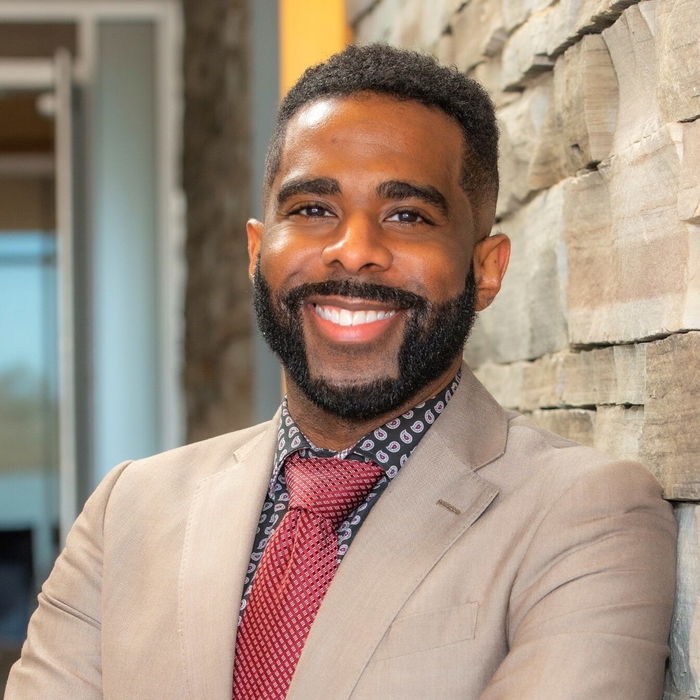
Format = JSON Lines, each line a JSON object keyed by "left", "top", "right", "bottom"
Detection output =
{"left": 284, "top": 453, "right": 383, "bottom": 526}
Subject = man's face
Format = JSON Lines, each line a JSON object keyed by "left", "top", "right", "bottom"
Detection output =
{"left": 250, "top": 94, "right": 483, "bottom": 419}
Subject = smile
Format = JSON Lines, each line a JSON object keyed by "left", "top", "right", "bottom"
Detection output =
{"left": 313, "top": 304, "right": 397, "bottom": 327}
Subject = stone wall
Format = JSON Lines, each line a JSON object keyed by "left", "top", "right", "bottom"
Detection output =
{"left": 348, "top": 0, "right": 699, "bottom": 697}
{"left": 182, "top": 0, "right": 253, "bottom": 441}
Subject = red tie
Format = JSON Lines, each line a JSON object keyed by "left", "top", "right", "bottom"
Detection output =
{"left": 232, "top": 453, "right": 383, "bottom": 699}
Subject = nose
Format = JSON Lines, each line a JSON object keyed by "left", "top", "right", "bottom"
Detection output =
{"left": 320, "top": 213, "right": 393, "bottom": 274}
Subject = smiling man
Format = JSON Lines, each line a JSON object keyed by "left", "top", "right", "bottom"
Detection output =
{"left": 7, "top": 44, "right": 676, "bottom": 700}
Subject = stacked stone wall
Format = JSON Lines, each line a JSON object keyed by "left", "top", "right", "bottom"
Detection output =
{"left": 348, "top": 0, "right": 699, "bottom": 696}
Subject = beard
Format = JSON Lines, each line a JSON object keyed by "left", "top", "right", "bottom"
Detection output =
{"left": 252, "top": 260, "right": 477, "bottom": 421}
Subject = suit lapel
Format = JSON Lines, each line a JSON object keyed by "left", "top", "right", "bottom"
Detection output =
{"left": 179, "top": 416, "right": 279, "bottom": 700}
{"left": 287, "top": 366, "right": 508, "bottom": 699}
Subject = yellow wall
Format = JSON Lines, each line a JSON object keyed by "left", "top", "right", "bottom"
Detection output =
{"left": 279, "top": 0, "right": 351, "bottom": 96}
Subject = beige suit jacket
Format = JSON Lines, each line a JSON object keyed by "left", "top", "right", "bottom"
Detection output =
{"left": 6, "top": 365, "right": 676, "bottom": 699}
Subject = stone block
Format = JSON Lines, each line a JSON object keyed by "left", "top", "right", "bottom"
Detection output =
{"left": 677, "top": 119, "right": 700, "bottom": 225}
{"left": 354, "top": 0, "right": 459, "bottom": 50}
{"left": 602, "top": 1, "right": 661, "bottom": 153}
{"left": 496, "top": 74, "right": 553, "bottom": 217}
{"left": 640, "top": 332, "right": 700, "bottom": 500}
{"left": 501, "top": 0, "right": 635, "bottom": 90}
{"left": 656, "top": 0, "right": 700, "bottom": 123}
{"left": 559, "top": 344, "right": 647, "bottom": 407}
{"left": 472, "top": 360, "right": 525, "bottom": 410}
{"left": 501, "top": 8, "right": 554, "bottom": 90}
{"left": 473, "top": 343, "right": 648, "bottom": 412}
{"left": 466, "top": 182, "right": 569, "bottom": 365}
{"left": 502, "top": 0, "right": 555, "bottom": 34}
{"left": 450, "top": 0, "right": 506, "bottom": 74}
{"left": 519, "top": 353, "right": 560, "bottom": 409}
{"left": 529, "top": 33, "right": 617, "bottom": 190}
{"left": 592, "top": 405, "right": 644, "bottom": 461}
{"left": 530, "top": 408, "right": 595, "bottom": 446}
{"left": 434, "top": 28, "right": 456, "bottom": 67}
{"left": 569, "top": 0, "right": 639, "bottom": 36}
{"left": 392, "top": 0, "right": 457, "bottom": 51}
{"left": 565, "top": 124, "right": 700, "bottom": 345}
{"left": 352, "top": 0, "right": 401, "bottom": 44}
{"left": 345, "top": 0, "right": 377, "bottom": 26}
{"left": 665, "top": 503, "right": 700, "bottom": 698}
{"left": 468, "top": 55, "right": 519, "bottom": 110}
{"left": 532, "top": 406, "right": 644, "bottom": 462}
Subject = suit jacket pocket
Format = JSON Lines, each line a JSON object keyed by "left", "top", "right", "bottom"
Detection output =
{"left": 373, "top": 600, "right": 479, "bottom": 661}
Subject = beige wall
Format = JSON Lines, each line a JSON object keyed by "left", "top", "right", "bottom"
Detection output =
{"left": 347, "top": 0, "right": 699, "bottom": 697}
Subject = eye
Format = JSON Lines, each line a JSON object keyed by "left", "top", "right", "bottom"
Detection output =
{"left": 386, "top": 209, "right": 434, "bottom": 225}
{"left": 290, "top": 204, "right": 334, "bottom": 218}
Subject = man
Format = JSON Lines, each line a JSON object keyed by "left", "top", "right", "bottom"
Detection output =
{"left": 7, "top": 44, "right": 675, "bottom": 699}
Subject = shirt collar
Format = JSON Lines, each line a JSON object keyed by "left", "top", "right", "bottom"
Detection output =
{"left": 270, "top": 371, "right": 461, "bottom": 496}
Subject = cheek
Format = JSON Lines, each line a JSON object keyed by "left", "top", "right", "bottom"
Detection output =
{"left": 398, "top": 247, "right": 472, "bottom": 300}
{"left": 258, "top": 228, "right": 319, "bottom": 286}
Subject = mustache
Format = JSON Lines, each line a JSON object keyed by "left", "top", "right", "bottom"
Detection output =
{"left": 281, "top": 279, "right": 428, "bottom": 313}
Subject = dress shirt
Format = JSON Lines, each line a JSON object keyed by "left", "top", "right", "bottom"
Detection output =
{"left": 238, "top": 371, "right": 461, "bottom": 623}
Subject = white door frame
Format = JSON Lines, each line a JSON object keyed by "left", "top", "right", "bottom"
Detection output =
{"left": 0, "top": 1, "right": 185, "bottom": 470}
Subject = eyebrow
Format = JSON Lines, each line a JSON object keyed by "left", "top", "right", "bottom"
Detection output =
{"left": 277, "top": 177, "right": 341, "bottom": 206}
{"left": 376, "top": 180, "right": 449, "bottom": 217}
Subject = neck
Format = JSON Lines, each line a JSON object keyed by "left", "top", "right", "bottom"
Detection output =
{"left": 284, "top": 359, "right": 461, "bottom": 452}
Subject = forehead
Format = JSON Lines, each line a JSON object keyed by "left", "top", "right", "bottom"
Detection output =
{"left": 274, "top": 94, "right": 465, "bottom": 191}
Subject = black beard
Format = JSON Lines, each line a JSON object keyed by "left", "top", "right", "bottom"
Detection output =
{"left": 252, "top": 261, "right": 477, "bottom": 421}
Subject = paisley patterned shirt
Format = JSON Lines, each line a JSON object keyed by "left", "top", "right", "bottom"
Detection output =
{"left": 238, "top": 371, "right": 461, "bottom": 623}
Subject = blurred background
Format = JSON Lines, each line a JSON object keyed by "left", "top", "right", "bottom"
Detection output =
{"left": 0, "top": 0, "right": 348, "bottom": 684}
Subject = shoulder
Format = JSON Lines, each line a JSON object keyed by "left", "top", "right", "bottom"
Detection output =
{"left": 488, "top": 413, "right": 669, "bottom": 520}
{"left": 93, "top": 418, "right": 277, "bottom": 516}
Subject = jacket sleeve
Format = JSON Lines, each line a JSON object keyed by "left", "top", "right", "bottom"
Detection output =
{"left": 480, "top": 460, "right": 677, "bottom": 700}
{"left": 5, "top": 461, "right": 131, "bottom": 700}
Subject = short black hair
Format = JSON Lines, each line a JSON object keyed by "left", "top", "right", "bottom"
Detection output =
{"left": 264, "top": 43, "right": 499, "bottom": 208}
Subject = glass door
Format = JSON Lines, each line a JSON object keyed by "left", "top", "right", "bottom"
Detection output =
{"left": 0, "top": 51, "right": 77, "bottom": 683}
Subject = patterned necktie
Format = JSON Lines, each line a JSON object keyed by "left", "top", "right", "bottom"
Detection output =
{"left": 232, "top": 452, "right": 383, "bottom": 699}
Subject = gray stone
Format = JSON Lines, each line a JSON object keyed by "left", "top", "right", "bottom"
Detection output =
{"left": 352, "top": 0, "right": 399, "bottom": 44}
{"left": 466, "top": 182, "right": 569, "bottom": 365}
{"left": 565, "top": 125, "right": 700, "bottom": 345}
{"left": 501, "top": 9, "right": 553, "bottom": 90}
{"left": 451, "top": 0, "right": 505, "bottom": 74}
{"left": 530, "top": 408, "right": 595, "bottom": 446}
{"left": 530, "top": 33, "right": 617, "bottom": 188}
{"left": 500, "top": 0, "right": 636, "bottom": 90}
{"left": 560, "top": 344, "right": 647, "bottom": 407}
{"left": 656, "top": 0, "right": 700, "bottom": 124}
{"left": 472, "top": 343, "right": 647, "bottom": 413}
{"left": 602, "top": 1, "right": 661, "bottom": 153}
{"left": 345, "top": 0, "right": 378, "bottom": 26}
{"left": 666, "top": 503, "right": 700, "bottom": 697}
{"left": 471, "top": 360, "right": 525, "bottom": 410}
{"left": 496, "top": 73, "right": 553, "bottom": 217}
{"left": 641, "top": 332, "right": 700, "bottom": 500}
{"left": 678, "top": 119, "right": 700, "bottom": 225}
{"left": 502, "top": 0, "right": 555, "bottom": 34}
{"left": 593, "top": 405, "right": 644, "bottom": 462}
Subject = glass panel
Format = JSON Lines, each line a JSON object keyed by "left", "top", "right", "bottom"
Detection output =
{"left": 0, "top": 86, "right": 58, "bottom": 686}
{"left": 0, "top": 230, "right": 59, "bottom": 646}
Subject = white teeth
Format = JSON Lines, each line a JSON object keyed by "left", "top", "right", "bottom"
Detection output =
{"left": 314, "top": 304, "right": 396, "bottom": 326}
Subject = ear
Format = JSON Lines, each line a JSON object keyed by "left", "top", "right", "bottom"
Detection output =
{"left": 246, "top": 219, "right": 264, "bottom": 279}
{"left": 472, "top": 233, "right": 510, "bottom": 311}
